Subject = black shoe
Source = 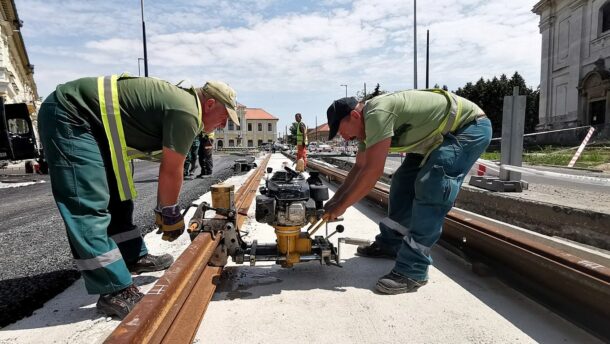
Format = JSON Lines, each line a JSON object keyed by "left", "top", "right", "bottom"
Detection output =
{"left": 127, "top": 253, "right": 174, "bottom": 274}
{"left": 356, "top": 241, "right": 397, "bottom": 259}
{"left": 375, "top": 270, "right": 428, "bottom": 295}
{"left": 96, "top": 284, "right": 144, "bottom": 319}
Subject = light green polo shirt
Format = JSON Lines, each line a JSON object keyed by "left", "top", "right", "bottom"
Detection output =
{"left": 358, "top": 90, "right": 484, "bottom": 154}
{"left": 54, "top": 77, "right": 202, "bottom": 156}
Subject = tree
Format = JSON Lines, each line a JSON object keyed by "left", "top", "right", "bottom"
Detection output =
{"left": 455, "top": 72, "right": 539, "bottom": 136}
{"left": 356, "top": 83, "right": 388, "bottom": 101}
{"left": 288, "top": 122, "right": 297, "bottom": 145}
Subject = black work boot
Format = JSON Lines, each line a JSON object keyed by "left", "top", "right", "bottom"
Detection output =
{"left": 127, "top": 253, "right": 174, "bottom": 274}
{"left": 356, "top": 241, "right": 397, "bottom": 259}
{"left": 375, "top": 270, "right": 428, "bottom": 295}
{"left": 96, "top": 284, "right": 144, "bottom": 319}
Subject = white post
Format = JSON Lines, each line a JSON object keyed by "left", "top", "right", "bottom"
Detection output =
{"left": 500, "top": 86, "right": 526, "bottom": 181}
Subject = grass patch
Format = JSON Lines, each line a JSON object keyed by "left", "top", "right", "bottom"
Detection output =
{"left": 482, "top": 147, "right": 610, "bottom": 169}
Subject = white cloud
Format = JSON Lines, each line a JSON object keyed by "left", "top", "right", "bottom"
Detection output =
{"left": 17, "top": 0, "right": 542, "bottom": 130}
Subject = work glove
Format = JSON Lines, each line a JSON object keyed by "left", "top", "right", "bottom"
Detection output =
{"left": 155, "top": 204, "right": 185, "bottom": 242}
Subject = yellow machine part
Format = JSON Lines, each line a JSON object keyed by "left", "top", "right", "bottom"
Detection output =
{"left": 275, "top": 226, "right": 312, "bottom": 267}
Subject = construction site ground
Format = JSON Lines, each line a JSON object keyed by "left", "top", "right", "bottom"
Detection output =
{"left": 0, "top": 153, "right": 602, "bottom": 343}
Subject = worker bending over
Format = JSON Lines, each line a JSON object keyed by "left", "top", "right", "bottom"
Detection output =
{"left": 323, "top": 89, "right": 491, "bottom": 294}
{"left": 38, "top": 76, "right": 239, "bottom": 318}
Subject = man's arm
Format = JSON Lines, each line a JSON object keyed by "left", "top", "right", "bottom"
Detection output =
{"left": 323, "top": 138, "right": 390, "bottom": 219}
{"left": 157, "top": 147, "right": 186, "bottom": 207}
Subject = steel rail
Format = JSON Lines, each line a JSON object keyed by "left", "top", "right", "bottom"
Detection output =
{"left": 304, "top": 157, "right": 610, "bottom": 340}
{"left": 105, "top": 154, "right": 271, "bottom": 344}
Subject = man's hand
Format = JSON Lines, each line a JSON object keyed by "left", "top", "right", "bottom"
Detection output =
{"left": 323, "top": 201, "right": 346, "bottom": 221}
{"left": 156, "top": 204, "right": 185, "bottom": 242}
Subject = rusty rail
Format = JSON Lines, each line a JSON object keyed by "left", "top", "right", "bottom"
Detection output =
{"left": 304, "top": 157, "right": 610, "bottom": 340}
{"left": 105, "top": 154, "right": 271, "bottom": 344}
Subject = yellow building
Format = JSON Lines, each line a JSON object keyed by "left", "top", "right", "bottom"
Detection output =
{"left": 213, "top": 104, "right": 279, "bottom": 148}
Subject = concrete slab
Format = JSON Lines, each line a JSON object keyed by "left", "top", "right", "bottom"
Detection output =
{"left": 196, "top": 154, "right": 600, "bottom": 344}
{"left": 0, "top": 163, "right": 259, "bottom": 344}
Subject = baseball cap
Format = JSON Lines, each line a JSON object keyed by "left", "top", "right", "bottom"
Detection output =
{"left": 327, "top": 97, "right": 358, "bottom": 140}
{"left": 201, "top": 81, "right": 240, "bottom": 126}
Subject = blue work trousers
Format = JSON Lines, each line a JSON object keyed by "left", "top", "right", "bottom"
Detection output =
{"left": 38, "top": 92, "right": 147, "bottom": 295}
{"left": 376, "top": 117, "right": 492, "bottom": 280}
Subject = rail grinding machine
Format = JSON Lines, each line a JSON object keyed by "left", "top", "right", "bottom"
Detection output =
{"left": 187, "top": 166, "right": 345, "bottom": 268}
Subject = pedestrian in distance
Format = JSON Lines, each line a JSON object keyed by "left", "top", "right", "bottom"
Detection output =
{"left": 196, "top": 132, "right": 214, "bottom": 178}
{"left": 323, "top": 89, "right": 491, "bottom": 294}
{"left": 37, "top": 75, "right": 239, "bottom": 319}
{"left": 184, "top": 135, "right": 200, "bottom": 178}
{"left": 293, "top": 113, "right": 308, "bottom": 169}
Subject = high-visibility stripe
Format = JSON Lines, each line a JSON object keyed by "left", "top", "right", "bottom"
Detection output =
{"left": 110, "top": 228, "right": 142, "bottom": 244}
{"left": 380, "top": 217, "right": 431, "bottom": 256}
{"left": 98, "top": 75, "right": 136, "bottom": 201}
{"left": 74, "top": 248, "right": 122, "bottom": 271}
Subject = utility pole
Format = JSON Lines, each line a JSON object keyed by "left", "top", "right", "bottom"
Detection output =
{"left": 137, "top": 57, "right": 144, "bottom": 76}
{"left": 413, "top": 0, "right": 417, "bottom": 89}
{"left": 340, "top": 84, "right": 347, "bottom": 98}
{"left": 140, "top": 0, "right": 149, "bottom": 77}
{"left": 364, "top": 82, "right": 367, "bottom": 99}
{"left": 426, "top": 29, "right": 429, "bottom": 89}
{"left": 315, "top": 116, "right": 318, "bottom": 142}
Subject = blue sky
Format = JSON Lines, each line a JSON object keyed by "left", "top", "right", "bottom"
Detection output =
{"left": 17, "top": 0, "right": 542, "bottom": 134}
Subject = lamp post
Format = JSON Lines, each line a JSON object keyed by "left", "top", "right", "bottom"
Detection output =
{"left": 137, "top": 58, "right": 144, "bottom": 76}
{"left": 340, "top": 84, "right": 347, "bottom": 98}
{"left": 413, "top": 0, "right": 417, "bottom": 89}
{"left": 140, "top": 0, "right": 149, "bottom": 77}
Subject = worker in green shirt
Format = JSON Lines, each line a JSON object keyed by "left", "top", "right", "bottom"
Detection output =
{"left": 323, "top": 90, "right": 491, "bottom": 294}
{"left": 37, "top": 76, "right": 239, "bottom": 319}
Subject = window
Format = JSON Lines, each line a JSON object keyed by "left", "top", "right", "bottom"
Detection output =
{"left": 248, "top": 123, "right": 252, "bottom": 131}
{"left": 257, "top": 139, "right": 263, "bottom": 147}
{"left": 7, "top": 118, "right": 29, "bottom": 134}
{"left": 268, "top": 139, "right": 273, "bottom": 143}
{"left": 601, "top": 2, "right": 610, "bottom": 33}
{"left": 258, "top": 123, "right": 262, "bottom": 131}
{"left": 229, "top": 139, "right": 235, "bottom": 147}
{"left": 247, "top": 140, "right": 253, "bottom": 147}
{"left": 228, "top": 120, "right": 234, "bottom": 131}
{"left": 236, "top": 125, "right": 241, "bottom": 131}
{"left": 268, "top": 123, "right": 272, "bottom": 132}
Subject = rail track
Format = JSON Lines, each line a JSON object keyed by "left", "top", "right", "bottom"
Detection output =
{"left": 302, "top": 156, "right": 610, "bottom": 341}
{"left": 105, "top": 154, "right": 271, "bottom": 344}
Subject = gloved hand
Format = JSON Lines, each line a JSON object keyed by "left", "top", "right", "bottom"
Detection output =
{"left": 155, "top": 204, "right": 185, "bottom": 242}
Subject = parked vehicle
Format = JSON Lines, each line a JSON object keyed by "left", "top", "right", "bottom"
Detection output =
{"left": 309, "top": 141, "right": 332, "bottom": 152}
{"left": 0, "top": 98, "right": 47, "bottom": 173}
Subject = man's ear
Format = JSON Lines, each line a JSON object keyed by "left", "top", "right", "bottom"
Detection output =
{"left": 349, "top": 109, "right": 361, "bottom": 120}
{"left": 205, "top": 98, "right": 216, "bottom": 109}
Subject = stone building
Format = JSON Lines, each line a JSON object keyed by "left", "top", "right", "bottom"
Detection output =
{"left": 213, "top": 105, "right": 278, "bottom": 149}
{"left": 0, "top": 0, "right": 38, "bottom": 116}
{"left": 533, "top": 0, "right": 610, "bottom": 133}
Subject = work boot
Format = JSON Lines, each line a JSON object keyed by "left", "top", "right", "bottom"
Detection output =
{"left": 356, "top": 241, "right": 397, "bottom": 259}
{"left": 96, "top": 284, "right": 144, "bottom": 319}
{"left": 375, "top": 270, "right": 428, "bottom": 295}
{"left": 127, "top": 253, "right": 174, "bottom": 274}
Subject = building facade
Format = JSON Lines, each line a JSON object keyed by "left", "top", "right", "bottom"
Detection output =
{"left": 533, "top": 0, "right": 610, "bottom": 130}
{"left": 213, "top": 106, "right": 278, "bottom": 149}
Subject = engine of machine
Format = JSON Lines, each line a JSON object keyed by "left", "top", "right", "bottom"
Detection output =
{"left": 188, "top": 166, "right": 341, "bottom": 268}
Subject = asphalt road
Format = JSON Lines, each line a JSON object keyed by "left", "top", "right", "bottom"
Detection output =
{"left": 0, "top": 154, "right": 240, "bottom": 327}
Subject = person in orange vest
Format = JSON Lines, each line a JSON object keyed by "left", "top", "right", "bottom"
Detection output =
{"left": 294, "top": 113, "right": 308, "bottom": 168}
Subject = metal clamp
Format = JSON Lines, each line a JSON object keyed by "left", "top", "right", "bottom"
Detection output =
{"left": 337, "top": 237, "right": 372, "bottom": 262}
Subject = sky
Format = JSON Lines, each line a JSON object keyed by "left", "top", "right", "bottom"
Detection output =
{"left": 16, "top": 0, "right": 542, "bottom": 134}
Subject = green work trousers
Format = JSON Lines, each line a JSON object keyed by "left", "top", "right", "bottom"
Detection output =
{"left": 38, "top": 92, "right": 147, "bottom": 295}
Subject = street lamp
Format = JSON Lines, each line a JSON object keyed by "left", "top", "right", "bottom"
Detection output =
{"left": 140, "top": 0, "right": 149, "bottom": 77}
{"left": 137, "top": 58, "right": 144, "bottom": 76}
{"left": 340, "top": 84, "right": 347, "bottom": 98}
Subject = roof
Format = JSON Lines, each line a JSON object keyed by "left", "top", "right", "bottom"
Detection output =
{"left": 245, "top": 108, "right": 278, "bottom": 120}
{"left": 308, "top": 123, "right": 330, "bottom": 133}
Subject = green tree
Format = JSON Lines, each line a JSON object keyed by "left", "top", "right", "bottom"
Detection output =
{"left": 288, "top": 122, "right": 297, "bottom": 145}
{"left": 356, "top": 83, "right": 388, "bottom": 101}
{"left": 455, "top": 71, "right": 539, "bottom": 136}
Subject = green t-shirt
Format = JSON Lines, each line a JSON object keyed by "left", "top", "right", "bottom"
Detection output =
{"left": 54, "top": 77, "right": 202, "bottom": 156}
{"left": 358, "top": 90, "right": 483, "bottom": 153}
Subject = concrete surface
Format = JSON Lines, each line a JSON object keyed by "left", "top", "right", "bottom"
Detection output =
{"left": 0, "top": 156, "right": 258, "bottom": 343}
{"left": 196, "top": 154, "right": 600, "bottom": 344}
